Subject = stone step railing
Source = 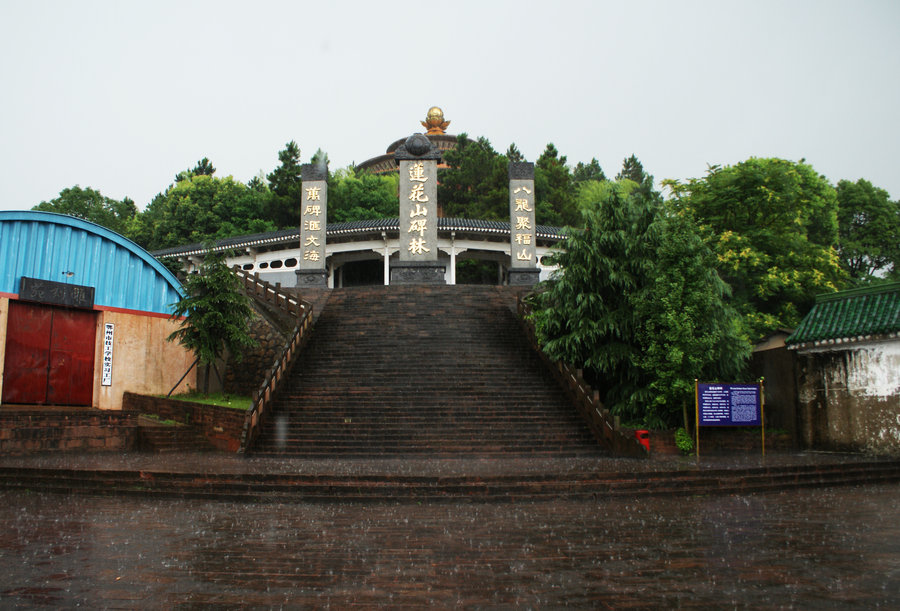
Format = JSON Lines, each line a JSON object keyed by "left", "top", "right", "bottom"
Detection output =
{"left": 517, "top": 295, "right": 648, "bottom": 459}
{"left": 232, "top": 266, "right": 306, "bottom": 318}
{"left": 234, "top": 267, "right": 314, "bottom": 454}
{"left": 238, "top": 309, "right": 314, "bottom": 454}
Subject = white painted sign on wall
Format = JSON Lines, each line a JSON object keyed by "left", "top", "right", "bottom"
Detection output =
{"left": 101, "top": 323, "right": 114, "bottom": 386}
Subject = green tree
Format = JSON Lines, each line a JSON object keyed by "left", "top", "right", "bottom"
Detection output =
{"left": 534, "top": 143, "right": 577, "bottom": 227}
{"left": 309, "top": 148, "right": 330, "bottom": 174}
{"left": 836, "top": 178, "right": 900, "bottom": 282}
{"left": 505, "top": 143, "right": 525, "bottom": 163}
{"left": 266, "top": 140, "right": 303, "bottom": 228}
{"left": 167, "top": 250, "right": 256, "bottom": 394}
{"left": 328, "top": 167, "right": 399, "bottom": 223}
{"left": 33, "top": 185, "right": 137, "bottom": 235}
{"left": 632, "top": 213, "right": 750, "bottom": 426}
{"left": 247, "top": 171, "right": 269, "bottom": 193}
{"left": 616, "top": 154, "right": 654, "bottom": 196}
{"left": 131, "top": 174, "right": 275, "bottom": 250}
{"left": 666, "top": 158, "right": 846, "bottom": 339}
{"left": 437, "top": 134, "right": 508, "bottom": 220}
{"left": 174, "top": 157, "right": 217, "bottom": 183}
{"left": 529, "top": 182, "right": 748, "bottom": 427}
{"left": 573, "top": 158, "right": 606, "bottom": 184}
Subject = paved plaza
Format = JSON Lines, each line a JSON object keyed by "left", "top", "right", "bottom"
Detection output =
{"left": 0, "top": 452, "right": 898, "bottom": 608}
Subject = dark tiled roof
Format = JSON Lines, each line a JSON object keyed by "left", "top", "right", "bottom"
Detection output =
{"left": 152, "top": 227, "right": 300, "bottom": 257}
{"left": 152, "top": 217, "right": 566, "bottom": 257}
{"left": 786, "top": 282, "right": 900, "bottom": 348}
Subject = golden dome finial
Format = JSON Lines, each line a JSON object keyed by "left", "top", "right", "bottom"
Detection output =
{"left": 421, "top": 106, "right": 450, "bottom": 134}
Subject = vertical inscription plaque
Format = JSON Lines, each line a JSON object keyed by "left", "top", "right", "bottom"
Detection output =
{"left": 391, "top": 134, "right": 445, "bottom": 284}
{"left": 297, "top": 163, "right": 328, "bottom": 287}
{"left": 508, "top": 162, "right": 540, "bottom": 286}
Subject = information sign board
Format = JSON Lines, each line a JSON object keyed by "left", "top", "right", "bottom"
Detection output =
{"left": 697, "top": 383, "right": 761, "bottom": 426}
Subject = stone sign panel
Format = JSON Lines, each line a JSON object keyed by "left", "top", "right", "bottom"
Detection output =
{"left": 508, "top": 162, "right": 540, "bottom": 286}
{"left": 19, "top": 276, "right": 95, "bottom": 309}
{"left": 297, "top": 164, "right": 328, "bottom": 287}
{"left": 391, "top": 134, "right": 445, "bottom": 284}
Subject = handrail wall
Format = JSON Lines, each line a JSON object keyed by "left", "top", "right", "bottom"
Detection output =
{"left": 517, "top": 296, "right": 648, "bottom": 458}
{"left": 232, "top": 266, "right": 308, "bottom": 318}
{"left": 234, "top": 267, "right": 314, "bottom": 454}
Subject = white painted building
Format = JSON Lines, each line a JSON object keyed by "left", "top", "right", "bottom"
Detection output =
{"left": 154, "top": 217, "right": 564, "bottom": 288}
{"left": 787, "top": 282, "right": 900, "bottom": 455}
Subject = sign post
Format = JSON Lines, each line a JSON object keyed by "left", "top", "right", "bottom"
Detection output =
{"left": 695, "top": 380, "right": 766, "bottom": 458}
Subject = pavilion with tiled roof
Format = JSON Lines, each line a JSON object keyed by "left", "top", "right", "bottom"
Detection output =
{"left": 787, "top": 281, "right": 900, "bottom": 455}
{"left": 155, "top": 217, "right": 565, "bottom": 287}
{"left": 156, "top": 108, "right": 566, "bottom": 287}
{"left": 786, "top": 281, "right": 900, "bottom": 350}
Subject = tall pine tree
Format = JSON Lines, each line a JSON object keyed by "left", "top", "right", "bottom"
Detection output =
{"left": 266, "top": 141, "right": 303, "bottom": 228}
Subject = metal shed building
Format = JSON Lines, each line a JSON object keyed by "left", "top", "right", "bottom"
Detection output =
{"left": 0, "top": 211, "right": 196, "bottom": 409}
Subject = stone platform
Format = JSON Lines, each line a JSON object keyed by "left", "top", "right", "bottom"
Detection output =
{"left": 1, "top": 451, "right": 899, "bottom": 608}
{"left": 1, "top": 451, "right": 898, "bottom": 502}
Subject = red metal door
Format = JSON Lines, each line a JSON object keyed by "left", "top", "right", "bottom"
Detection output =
{"left": 2, "top": 301, "right": 96, "bottom": 406}
{"left": 47, "top": 308, "right": 96, "bottom": 405}
{"left": 2, "top": 301, "right": 53, "bottom": 404}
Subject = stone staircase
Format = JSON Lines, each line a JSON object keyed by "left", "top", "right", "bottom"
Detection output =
{"left": 3, "top": 458, "right": 900, "bottom": 502}
{"left": 250, "top": 285, "right": 604, "bottom": 458}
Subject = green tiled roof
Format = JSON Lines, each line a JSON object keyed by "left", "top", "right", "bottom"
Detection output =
{"left": 786, "top": 282, "right": 900, "bottom": 347}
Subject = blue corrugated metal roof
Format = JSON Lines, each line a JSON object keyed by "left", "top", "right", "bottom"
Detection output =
{"left": 0, "top": 211, "right": 184, "bottom": 315}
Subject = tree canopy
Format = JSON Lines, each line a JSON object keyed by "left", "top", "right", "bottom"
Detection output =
{"left": 528, "top": 181, "right": 748, "bottom": 428}
{"left": 167, "top": 250, "right": 256, "bottom": 394}
{"left": 836, "top": 178, "right": 900, "bottom": 283}
{"left": 534, "top": 143, "right": 578, "bottom": 227}
{"left": 437, "top": 134, "right": 509, "bottom": 221}
{"left": 131, "top": 173, "right": 275, "bottom": 250}
{"left": 573, "top": 158, "right": 606, "bottom": 184}
{"left": 266, "top": 141, "right": 303, "bottom": 228}
{"left": 666, "top": 158, "right": 846, "bottom": 339}
{"left": 33, "top": 185, "right": 137, "bottom": 236}
{"left": 328, "top": 168, "right": 399, "bottom": 223}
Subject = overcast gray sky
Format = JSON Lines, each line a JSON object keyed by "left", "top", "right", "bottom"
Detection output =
{"left": 2, "top": 0, "right": 898, "bottom": 212}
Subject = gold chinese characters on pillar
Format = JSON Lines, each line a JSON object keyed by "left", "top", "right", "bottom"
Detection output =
{"left": 396, "top": 136, "right": 439, "bottom": 263}
{"left": 508, "top": 162, "right": 540, "bottom": 285}
{"left": 513, "top": 186, "right": 534, "bottom": 261}
{"left": 298, "top": 165, "right": 327, "bottom": 282}
{"left": 407, "top": 161, "right": 431, "bottom": 256}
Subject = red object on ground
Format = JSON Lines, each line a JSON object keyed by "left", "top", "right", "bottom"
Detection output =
{"left": 635, "top": 430, "right": 650, "bottom": 452}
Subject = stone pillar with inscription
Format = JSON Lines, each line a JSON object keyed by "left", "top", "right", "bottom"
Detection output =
{"left": 296, "top": 164, "right": 328, "bottom": 287}
{"left": 508, "top": 162, "right": 540, "bottom": 286}
{"left": 391, "top": 133, "right": 446, "bottom": 285}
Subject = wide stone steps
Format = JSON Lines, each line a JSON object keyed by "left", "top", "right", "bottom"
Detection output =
{"left": 2, "top": 460, "right": 899, "bottom": 502}
{"left": 251, "top": 285, "right": 604, "bottom": 458}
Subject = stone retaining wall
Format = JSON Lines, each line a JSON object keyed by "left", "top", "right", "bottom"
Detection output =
{"left": 123, "top": 392, "right": 245, "bottom": 452}
{"left": 0, "top": 410, "right": 137, "bottom": 455}
{"left": 224, "top": 308, "right": 288, "bottom": 396}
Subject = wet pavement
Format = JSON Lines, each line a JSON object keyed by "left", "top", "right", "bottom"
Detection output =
{"left": 0, "top": 452, "right": 898, "bottom": 607}
{"left": 0, "top": 449, "right": 889, "bottom": 478}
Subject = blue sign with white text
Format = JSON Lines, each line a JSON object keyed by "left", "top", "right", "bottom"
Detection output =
{"left": 698, "top": 383, "right": 761, "bottom": 426}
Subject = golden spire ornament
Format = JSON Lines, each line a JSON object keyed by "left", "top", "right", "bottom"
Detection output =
{"left": 421, "top": 106, "right": 450, "bottom": 134}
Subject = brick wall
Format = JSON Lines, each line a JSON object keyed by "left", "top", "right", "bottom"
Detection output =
{"left": 647, "top": 428, "right": 794, "bottom": 456}
{"left": 123, "top": 392, "right": 245, "bottom": 452}
{"left": 0, "top": 410, "right": 138, "bottom": 455}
